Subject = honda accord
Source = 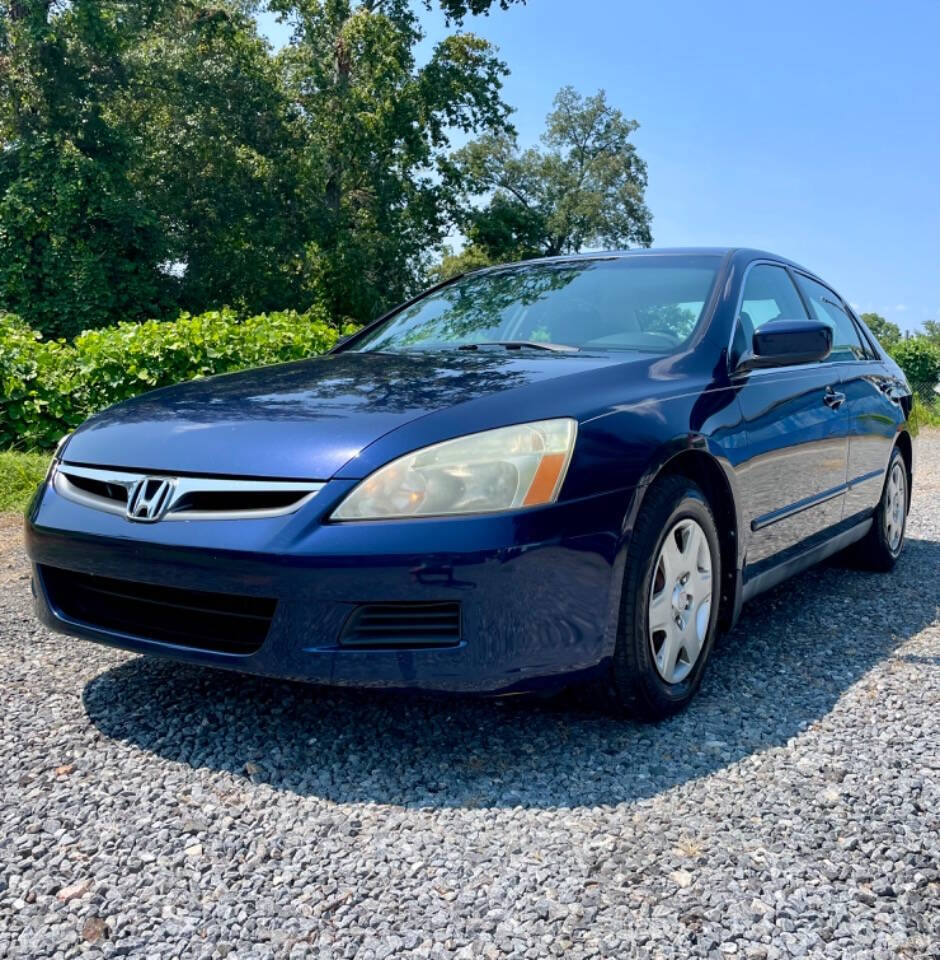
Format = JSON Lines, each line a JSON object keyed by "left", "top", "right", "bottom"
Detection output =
{"left": 25, "top": 248, "right": 916, "bottom": 718}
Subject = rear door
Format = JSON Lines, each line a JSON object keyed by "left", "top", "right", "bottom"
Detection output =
{"left": 792, "top": 272, "right": 898, "bottom": 520}
{"left": 730, "top": 263, "right": 850, "bottom": 571}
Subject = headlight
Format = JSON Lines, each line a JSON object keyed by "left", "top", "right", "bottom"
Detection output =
{"left": 332, "top": 419, "right": 578, "bottom": 520}
{"left": 53, "top": 432, "right": 71, "bottom": 458}
{"left": 45, "top": 432, "right": 72, "bottom": 481}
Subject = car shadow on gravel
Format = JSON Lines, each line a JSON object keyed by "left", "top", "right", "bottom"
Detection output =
{"left": 82, "top": 537, "right": 940, "bottom": 810}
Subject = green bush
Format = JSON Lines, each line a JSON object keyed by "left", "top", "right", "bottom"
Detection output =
{"left": 1, "top": 308, "right": 352, "bottom": 451}
{"left": 889, "top": 337, "right": 940, "bottom": 405}
{"left": 0, "top": 315, "right": 80, "bottom": 450}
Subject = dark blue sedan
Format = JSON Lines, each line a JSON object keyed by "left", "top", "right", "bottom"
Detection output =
{"left": 26, "top": 248, "right": 916, "bottom": 719}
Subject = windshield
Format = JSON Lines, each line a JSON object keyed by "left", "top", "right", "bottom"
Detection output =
{"left": 351, "top": 255, "right": 721, "bottom": 354}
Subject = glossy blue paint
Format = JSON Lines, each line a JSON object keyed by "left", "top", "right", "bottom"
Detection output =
{"left": 62, "top": 350, "right": 625, "bottom": 481}
{"left": 27, "top": 487, "right": 630, "bottom": 692}
{"left": 25, "top": 248, "right": 917, "bottom": 694}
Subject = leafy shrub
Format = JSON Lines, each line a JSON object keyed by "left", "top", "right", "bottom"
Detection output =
{"left": 889, "top": 337, "right": 940, "bottom": 405}
{"left": 1, "top": 308, "right": 352, "bottom": 450}
{"left": 0, "top": 315, "right": 80, "bottom": 450}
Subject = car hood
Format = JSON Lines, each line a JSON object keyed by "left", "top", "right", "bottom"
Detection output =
{"left": 62, "top": 350, "right": 626, "bottom": 480}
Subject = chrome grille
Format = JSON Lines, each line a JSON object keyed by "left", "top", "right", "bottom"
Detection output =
{"left": 53, "top": 464, "right": 324, "bottom": 521}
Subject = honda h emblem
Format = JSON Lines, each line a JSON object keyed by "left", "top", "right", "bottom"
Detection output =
{"left": 126, "top": 477, "right": 175, "bottom": 522}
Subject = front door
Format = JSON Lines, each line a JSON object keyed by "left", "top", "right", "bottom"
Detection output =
{"left": 729, "top": 263, "right": 850, "bottom": 572}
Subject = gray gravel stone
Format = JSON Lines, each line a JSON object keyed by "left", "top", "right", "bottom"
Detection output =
{"left": 0, "top": 434, "right": 938, "bottom": 958}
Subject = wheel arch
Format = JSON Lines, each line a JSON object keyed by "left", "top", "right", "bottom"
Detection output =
{"left": 644, "top": 445, "right": 742, "bottom": 634}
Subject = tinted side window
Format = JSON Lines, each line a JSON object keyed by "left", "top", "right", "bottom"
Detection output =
{"left": 849, "top": 309, "right": 880, "bottom": 358}
{"left": 794, "top": 274, "right": 867, "bottom": 362}
{"left": 732, "top": 264, "right": 807, "bottom": 365}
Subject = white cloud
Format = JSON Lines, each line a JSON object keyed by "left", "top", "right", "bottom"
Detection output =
{"left": 894, "top": 303, "right": 908, "bottom": 312}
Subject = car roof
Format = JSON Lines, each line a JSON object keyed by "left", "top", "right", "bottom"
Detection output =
{"left": 475, "top": 247, "right": 813, "bottom": 274}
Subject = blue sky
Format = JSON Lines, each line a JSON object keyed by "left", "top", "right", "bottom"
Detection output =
{"left": 257, "top": 1, "right": 940, "bottom": 332}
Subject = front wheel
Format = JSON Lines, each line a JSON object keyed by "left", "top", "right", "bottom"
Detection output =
{"left": 610, "top": 476, "right": 721, "bottom": 721}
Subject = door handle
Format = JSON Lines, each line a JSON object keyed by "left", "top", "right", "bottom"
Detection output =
{"left": 823, "top": 387, "right": 846, "bottom": 410}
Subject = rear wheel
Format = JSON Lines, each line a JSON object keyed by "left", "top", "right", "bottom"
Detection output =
{"left": 848, "top": 447, "right": 908, "bottom": 571}
{"left": 610, "top": 476, "right": 721, "bottom": 721}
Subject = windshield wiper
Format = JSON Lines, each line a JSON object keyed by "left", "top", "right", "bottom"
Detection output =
{"left": 457, "top": 340, "right": 580, "bottom": 354}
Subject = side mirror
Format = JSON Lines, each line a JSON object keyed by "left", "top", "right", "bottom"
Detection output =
{"left": 738, "top": 319, "right": 832, "bottom": 371}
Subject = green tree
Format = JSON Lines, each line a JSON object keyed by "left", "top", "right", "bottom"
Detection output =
{"left": 431, "top": 242, "right": 496, "bottom": 281}
{"left": 0, "top": 1, "right": 175, "bottom": 338}
{"left": 269, "top": 0, "right": 514, "bottom": 322}
{"left": 450, "top": 86, "right": 653, "bottom": 266}
{"left": 0, "top": 0, "right": 524, "bottom": 333}
{"left": 921, "top": 319, "right": 940, "bottom": 345}
{"left": 434, "top": 0, "right": 523, "bottom": 18}
{"left": 119, "top": 3, "right": 307, "bottom": 316}
{"left": 0, "top": 0, "right": 297, "bottom": 335}
{"left": 860, "top": 312, "right": 902, "bottom": 351}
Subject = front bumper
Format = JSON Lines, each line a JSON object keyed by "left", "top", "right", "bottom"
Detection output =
{"left": 26, "top": 476, "right": 635, "bottom": 694}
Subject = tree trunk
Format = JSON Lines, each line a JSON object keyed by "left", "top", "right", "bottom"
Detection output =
{"left": 324, "top": 31, "right": 352, "bottom": 219}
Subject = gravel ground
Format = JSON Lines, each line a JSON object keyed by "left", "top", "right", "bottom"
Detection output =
{"left": 1, "top": 437, "right": 938, "bottom": 960}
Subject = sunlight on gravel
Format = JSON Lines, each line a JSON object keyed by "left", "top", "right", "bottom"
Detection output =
{"left": 0, "top": 436, "right": 937, "bottom": 958}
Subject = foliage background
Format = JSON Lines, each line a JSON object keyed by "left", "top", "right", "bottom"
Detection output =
{"left": 0, "top": 0, "right": 529, "bottom": 336}
{"left": 0, "top": 450, "right": 47, "bottom": 511}
{"left": 0, "top": 0, "right": 937, "bottom": 464}
{"left": 2, "top": 304, "right": 939, "bottom": 456}
{"left": 0, "top": 309, "right": 350, "bottom": 450}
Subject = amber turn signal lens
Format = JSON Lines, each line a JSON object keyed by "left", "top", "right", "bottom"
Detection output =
{"left": 522, "top": 452, "right": 568, "bottom": 506}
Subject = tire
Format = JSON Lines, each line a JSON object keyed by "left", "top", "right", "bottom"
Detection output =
{"left": 846, "top": 447, "right": 908, "bottom": 572}
{"left": 609, "top": 475, "right": 721, "bottom": 721}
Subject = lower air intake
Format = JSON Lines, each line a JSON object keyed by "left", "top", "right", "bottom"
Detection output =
{"left": 40, "top": 565, "right": 275, "bottom": 655}
{"left": 339, "top": 602, "right": 461, "bottom": 649}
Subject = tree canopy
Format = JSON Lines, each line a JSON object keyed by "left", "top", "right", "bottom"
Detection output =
{"left": 860, "top": 312, "right": 902, "bottom": 351}
{"left": 270, "top": 0, "right": 513, "bottom": 322}
{"left": 0, "top": 1, "right": 656, "bottom": 337}
{"left": 921, "top": 319, "right": 940, "bottom": 345}
{"left": 443, "top": 86, "right": 653, "bottom": 272}
{"left": 122, "top": 2, "right": 307, "bottom": 317}
{"left": 0, "top": 0, "right": 520, "bottom": 335}
{"left": 0, "top": 1, "right": 178, "bottom": 337}
{"left": 432, "top": 0, "right": 524, "bottom": 20}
